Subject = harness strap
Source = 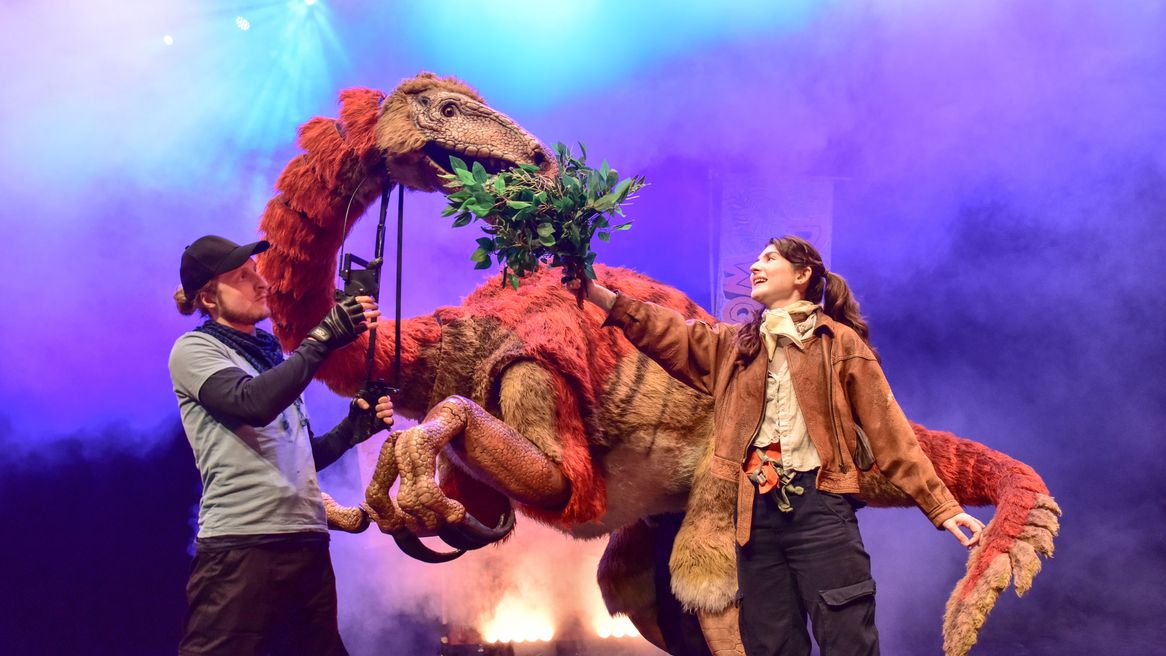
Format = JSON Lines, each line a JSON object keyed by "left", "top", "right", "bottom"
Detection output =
{"left": 745, "top": 446, "right": 804, "bottom": 513}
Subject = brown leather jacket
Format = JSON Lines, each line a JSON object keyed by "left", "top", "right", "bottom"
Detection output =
{"left": 604, "top": 294, "right": 962, "bottom": 545}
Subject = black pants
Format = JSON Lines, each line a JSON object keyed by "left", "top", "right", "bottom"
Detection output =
{"left": 737, "top": 470, "right": 879, "bottom": 656}
{"left": 179, "top": 540, "right": 348, "bottom": 656}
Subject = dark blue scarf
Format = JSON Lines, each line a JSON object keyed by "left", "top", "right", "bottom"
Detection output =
{"left": 195, "top": 320, "right": 284, "bottom": 372}
{"left": 195, "top": 320, "right": 310, "bottom": 433}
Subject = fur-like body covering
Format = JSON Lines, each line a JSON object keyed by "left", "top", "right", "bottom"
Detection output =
{"left": 256, "top": 75, "right": 1060, "bottom": 656}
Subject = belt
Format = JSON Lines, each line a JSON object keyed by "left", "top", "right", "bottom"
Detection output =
{"left": 744, "top": 445, "right": 804, "bottom": 513}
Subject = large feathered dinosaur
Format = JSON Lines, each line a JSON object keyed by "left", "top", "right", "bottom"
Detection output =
{"left": 255, "top": 72, "right": 1060, "bottom": 656}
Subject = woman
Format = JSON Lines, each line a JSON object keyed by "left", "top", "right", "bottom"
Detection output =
{"left": 577, "top": 236, "right": 983, "bottom": 655}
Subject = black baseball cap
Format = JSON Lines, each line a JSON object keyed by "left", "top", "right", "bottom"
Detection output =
{"left": 180, "top": 235, "right": 270, "bottom": 298}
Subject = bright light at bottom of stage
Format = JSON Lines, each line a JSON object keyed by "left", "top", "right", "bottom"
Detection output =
{"left": 162, "top": 35, "right": 173, "bottom": 46}
{"left": 236, "top": 16, "right": 251, "bottom": 31}
{"left": 593, "top": 613, "right": 641, "bottom": 639}
{"left": 305, "top": 0, "right": 317, "bottom": 5}
{"left": 480, "top": 596, "right": 555, "bottom": 644}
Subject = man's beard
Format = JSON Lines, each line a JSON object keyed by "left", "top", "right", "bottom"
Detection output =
{"left": 218, "top": 303, "right": 270, "bottom": 327}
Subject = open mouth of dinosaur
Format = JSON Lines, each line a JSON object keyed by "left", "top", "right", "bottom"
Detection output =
{"left": 423, "top": 142, "right": 519, "bottom": 176}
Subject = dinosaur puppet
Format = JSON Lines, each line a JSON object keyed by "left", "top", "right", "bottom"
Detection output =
{"left": 255, "top": 72, "right": 1060, "bottom": 656}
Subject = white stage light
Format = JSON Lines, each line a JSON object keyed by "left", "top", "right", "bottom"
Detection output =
{"left": 236, "top": 16, "right": 251, "bottom": 31}
{"left": 162, "top": 35, "right": 174, "bottom": 46}
{"left": 305, "top": 0, "right": 318, "bottom": 5}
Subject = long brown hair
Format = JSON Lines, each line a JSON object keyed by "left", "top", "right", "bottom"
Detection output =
{"left": 735, "top": 236, "right": 872, "bottom": 360}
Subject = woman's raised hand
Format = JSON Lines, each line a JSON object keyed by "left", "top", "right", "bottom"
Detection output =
{"left": 942, "top": 512, "right": 986, "bottom": 549}
{"left": 566, "top": 276, "right": 617, "bottom": 312}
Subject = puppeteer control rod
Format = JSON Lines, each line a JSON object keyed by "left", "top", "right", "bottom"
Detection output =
{"left": 339, "top": 180, "right": 403, "bottom": 398}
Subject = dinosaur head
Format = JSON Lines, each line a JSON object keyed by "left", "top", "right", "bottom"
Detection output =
{"left": 375, "top": 72, "right": 557, "bottom": 192}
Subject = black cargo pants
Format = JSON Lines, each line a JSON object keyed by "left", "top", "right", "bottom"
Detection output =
{"left": 179, "top": 539, "right": 348, "bottom": 656}
{"left": 737, "top": 469, "right": 879, "bottom": 656}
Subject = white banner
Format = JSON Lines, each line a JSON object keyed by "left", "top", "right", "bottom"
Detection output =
{"left": 713, "top": 174, "right": 836, "bottom": 322}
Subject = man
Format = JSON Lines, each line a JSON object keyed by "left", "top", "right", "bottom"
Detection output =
{"left": 169, "top": 235, "right": 393, "bottom": 655}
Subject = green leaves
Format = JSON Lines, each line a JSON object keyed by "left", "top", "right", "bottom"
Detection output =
{"left": 440, "top": 142, "right": 647, "bottom": 290}
{"left": 536, "top": 222, "right": 556, "bottom": 247}
{"left": 471, "top": 161, "right": 488, "bottom": 184}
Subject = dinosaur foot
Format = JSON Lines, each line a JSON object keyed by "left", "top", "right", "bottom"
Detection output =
{"left": 394, "top": 424, "right": 469, "bottom": 530}
{"left": 357, "top": 497, "right": 465, "bottom": 563}
{"left": 698, "top": 605, "right": 745, "bottom": 656}
{"left": 363, "top": 425, "right": 516, "bottom": 563}
{"left": 394, "top": 421, "right": 518, "bottom": 547}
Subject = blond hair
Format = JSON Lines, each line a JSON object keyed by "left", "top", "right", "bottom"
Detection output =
{"left": 173, "top": 280, "right": 218, "bottom": 317}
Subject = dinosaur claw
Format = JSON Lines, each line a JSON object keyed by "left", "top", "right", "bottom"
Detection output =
{"left": 391, "top": 528, "right": 465, "bottom": 563}
{"left": 437, "top": 504, "right": 516, "bottom": 550}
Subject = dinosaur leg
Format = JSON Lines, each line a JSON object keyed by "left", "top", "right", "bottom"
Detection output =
{"left": 697, "top": 606, "right": 744, "bottom": 656}
{"left": 598, "top": 519, "right": 668, "bottom": 652}
{"left": 393, "top": 373, "right": 571, "bottom": 531}
{"left": 362, "top": 430, "right": 412, "bottom": 534}
{"left": 861, "top": 423, "right": 1062, "bottom": 656}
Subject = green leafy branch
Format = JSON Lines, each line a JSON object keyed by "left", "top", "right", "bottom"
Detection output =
{"left": 439, "top": 142, "right": 646, "bottom": 297}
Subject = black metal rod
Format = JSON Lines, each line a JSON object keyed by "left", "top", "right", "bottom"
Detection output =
{"left": 394, "top": 184, "right": 404, "bottom": 393}
{"left": 367, "top": 183, "right": 391, "bottom": 382}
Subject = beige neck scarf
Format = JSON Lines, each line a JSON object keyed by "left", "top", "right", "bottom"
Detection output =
{"left": 760, "top": 300, "right": 821, "bottom": 357}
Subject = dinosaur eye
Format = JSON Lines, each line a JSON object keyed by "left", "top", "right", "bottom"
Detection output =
{"left": 418, "top": 96, "right": 430, "bottom": 107}
{"left": 440, "top": 102, "right": 457, "bottom": 118}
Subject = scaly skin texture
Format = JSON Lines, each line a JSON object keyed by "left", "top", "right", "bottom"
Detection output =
{"left": 699, "top": 606, "right": 746, "bottom": 656}
{"left": 386, "top": 394, "right": 570, "bottom": 534}
{"left": 257, "top": 73, "right": 1059, "bottom": 656}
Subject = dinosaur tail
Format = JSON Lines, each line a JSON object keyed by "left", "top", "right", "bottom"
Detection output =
{"left": 903, "top": 425, "right": 1062, "bottom": 656}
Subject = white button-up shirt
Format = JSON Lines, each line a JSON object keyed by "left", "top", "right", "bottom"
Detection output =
{"left": 751, "top": 312, "right": 822, "bottom": 473}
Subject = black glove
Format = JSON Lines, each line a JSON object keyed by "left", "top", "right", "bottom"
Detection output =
{"left": 347, "top": 382, "right": 394, "bottom": 446}
{"left": 307, "top": 296, "right": 367, "bottom": 349}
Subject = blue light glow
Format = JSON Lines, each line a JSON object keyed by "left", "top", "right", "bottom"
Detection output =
{"left": 394, "top": 0, "right": 822, "bottom": 110}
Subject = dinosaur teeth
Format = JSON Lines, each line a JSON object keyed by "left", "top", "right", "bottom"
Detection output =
{"left": 444, "top": 148, "right": 517, "bottom": 175}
